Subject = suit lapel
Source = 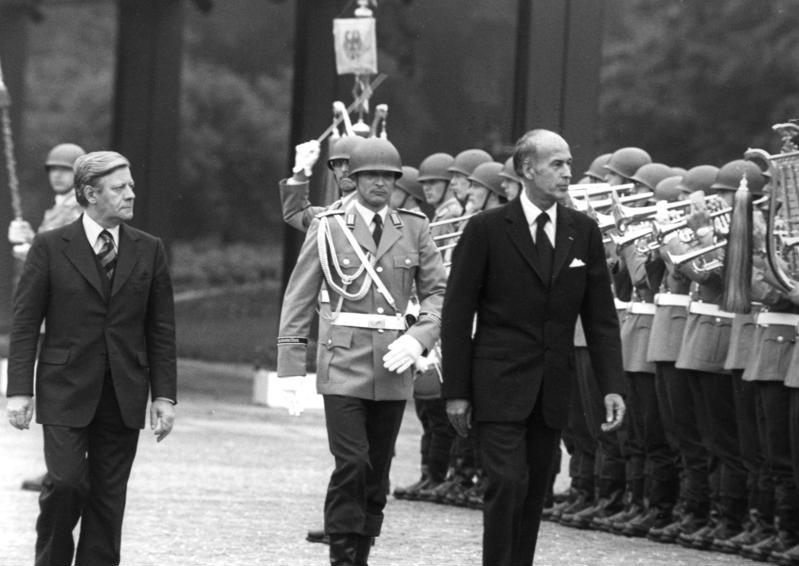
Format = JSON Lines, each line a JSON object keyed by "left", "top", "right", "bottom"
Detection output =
{"left": 504, "top": 199, "right": 546, "bottom": 282}
{"left": 62, "top": 217, "right": 105, "bottom": 300}
{"left": 111, "top": 224, "right": 141, "bottom": 297}
{"left": 552, "top": 205, "right": 576, "bottom": 280}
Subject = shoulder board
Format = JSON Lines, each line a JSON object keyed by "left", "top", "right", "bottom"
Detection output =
{"left": 346, "top": 213, "right": 356, "bottom": 228}
{"left": 316, "top": 209, "right": 345, "bottom": 218}
{"left": 397, "top": 208, "right": 426, "bottom": 219}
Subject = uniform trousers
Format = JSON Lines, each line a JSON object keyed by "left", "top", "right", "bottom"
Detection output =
{"left": 414, "top": 397, "right": 456, "bottom": 481}
{"left": 691, "top": 370, "right": 748, "bottom": 520}
{"left": 755, "top": 382, "right": 799, "bottom": 534}
{"left": 564, "top": 356, "right": 596, "bottom": 495}
{"left": 731, "top": 370, "right": 774, "bottom": 517}
{"left": 323, "top": 395, "right": 406, "bottom": 537}
{"left": 660, "top": 364, "right": 714, "bottom": 517}
{"left": 575, "top": 347, "right": 625, "bottom": 496}
{"left": 621, "top": 372, "right": 647, "bottom": 505}
{"left": 627, "top": 371, "right": 679, "bottom": 511}
{"left": 477, "top": 394, "right": 560, "bottom": 566}
{"left": 36, "top": 376, "right": 140, "bottom": 566}
{"left": 790, "top": 388, "right": 799, "bottom": 506}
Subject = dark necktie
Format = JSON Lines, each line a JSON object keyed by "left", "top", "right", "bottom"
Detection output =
{"left": 372, "top": 214, "right": 383, "bottom": 246}
{"left": 97, "top": 230, "right": 117, "bottom": 280}
{"left": 536, "top": 212, "right": 554, "bottom": 286}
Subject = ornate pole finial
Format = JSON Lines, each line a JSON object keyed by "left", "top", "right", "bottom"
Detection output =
{"left": 772, "top": 122, "right": 799, "bottom": 153}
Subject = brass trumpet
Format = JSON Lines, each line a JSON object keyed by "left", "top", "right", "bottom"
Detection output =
{"left": 667, "top": 239, "right": 727, "bottom": 270}
{"left": 568, "top": 182, "right": 635, "bottom": 197}
{"left": 572, "top": 192, "right": 653, "bottom": 212}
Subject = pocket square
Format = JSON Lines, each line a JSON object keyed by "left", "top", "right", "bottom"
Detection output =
{"left": 569, "top": 258, "right": 586, "bottom": 268}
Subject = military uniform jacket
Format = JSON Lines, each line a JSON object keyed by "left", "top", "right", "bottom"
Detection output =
{"left": 277, "top": 202, "right": 447, "bottom": 400}
{"left": 278, "top": 178, "right": 354, "bottom": 232}
{"left": 39, "top": 192, "right": 82, "bottom": 233}
{"left": 618, "top": 243, "right": 656, "bottom": 373}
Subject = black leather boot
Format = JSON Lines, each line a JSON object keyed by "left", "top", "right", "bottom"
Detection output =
{"left": 329, "top": 534, "right": 358, "bottom": 566}
{"left": 354, "top": 534, "right": 374, "bottom": 566}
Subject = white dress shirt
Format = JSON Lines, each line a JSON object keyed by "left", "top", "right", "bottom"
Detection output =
{"left": 354, "top": 200, "right": 388, "bottom": 235}
{"left": 519, "top": 190, "right": 557, "bottom": 246}
{"left": 82, "top": 213, "right": 120, "bottom": 254}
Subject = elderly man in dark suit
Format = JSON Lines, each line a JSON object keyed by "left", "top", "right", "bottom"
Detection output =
{"left": 442, "top": 129, "right": 626, "bottom": 566}
{"left": 6, "top": 151, "right": 177, "bottom": 566}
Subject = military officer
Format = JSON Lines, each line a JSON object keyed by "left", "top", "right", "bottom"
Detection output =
{"left": 277, "top": 137, "right": 447, "bottom": 566}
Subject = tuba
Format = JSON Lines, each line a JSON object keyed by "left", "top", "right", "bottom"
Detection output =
{"left": 745, "top": 123, "right": 799, "bottom": 292}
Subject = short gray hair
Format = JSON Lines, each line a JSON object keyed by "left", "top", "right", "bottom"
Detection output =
{"left": 512, "top": 129, "right": 554, "bottom": 178}
{"left": 74, "top": 151, "right": 130, "bottom": 206}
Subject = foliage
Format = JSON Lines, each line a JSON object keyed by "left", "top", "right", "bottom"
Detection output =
{"left": 170, "top": 238, "right": 282, "bottom": 290}
{"left": 600, "top": 0, "right": 799, "bottom": 167}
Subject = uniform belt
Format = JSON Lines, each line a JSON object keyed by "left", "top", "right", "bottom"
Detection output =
{"left": 688, "top": 301, "right": 735, "bottom": 319}
{"left": 331, "top": 312, "right": 406, "bottom": 330}
{"left": 755, "top": 312, "right": 799, "bottom": 328}
{"left": 654, "top": 293, "right": 691, "bottom": 307}
{"left": 628, "top": 302, "right": 656, "bottom": 315}
{"left": 614, "top": 298, "right": 630, "bottom": 311}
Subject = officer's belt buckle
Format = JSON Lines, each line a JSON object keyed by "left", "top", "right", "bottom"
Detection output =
{"left": 331, "top": 312, "right": 405, "bottom": 331}
{"left": 654, "top": 293, "right": 691, "bottom": 307}
{"left": 628, "top": 301, "right": 656, "bottom": 316}
{"left": 687, "top": 301, "right": 735, "bottom": 319}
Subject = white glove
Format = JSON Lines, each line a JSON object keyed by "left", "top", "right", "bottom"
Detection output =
{"left": 292, "top": 140, "right": 321, "bottom": 177}
{"left": 281, "top": 375, "right": 305, "bottom": 416}
{"left": 8, "top": 219, "right": 34, "bottom": 245}
{"left": 383, "top": 334, "right": 424, "bottom": 374}
{"left": 12, "top": 242, "right": 31, "bottom": 261}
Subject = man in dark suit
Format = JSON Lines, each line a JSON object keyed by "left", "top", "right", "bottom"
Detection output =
{"left": 441, "top": 129, "right": 626, "bottom": 565}
{"left": 6, "top": 151, "right": 177, "bottom": 566}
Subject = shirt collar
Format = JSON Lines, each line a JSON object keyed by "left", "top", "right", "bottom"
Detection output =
{"left": 520, "top": 189, "right": 557, "bottom": 227}
{"left": 354, "top": 199, "right": 388, "bottom": 227}
{"left": 82, "top": 213, "right": 120, "bottom": 249}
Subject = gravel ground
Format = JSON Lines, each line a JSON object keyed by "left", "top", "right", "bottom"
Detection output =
{"left": 1, "top": 360, "right": 758, "bottom": 565}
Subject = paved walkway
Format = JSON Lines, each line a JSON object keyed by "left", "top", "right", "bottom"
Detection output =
{"left": 1, "top": 360, "right": 756, "bottom": 565}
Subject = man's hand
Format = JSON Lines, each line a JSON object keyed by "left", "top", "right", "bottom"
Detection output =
{"left": 383, "top": 334, "right": 424, "bottom": 374}
{"left": 601, "top": 393, "right": 625, "bottom": 432}
{"left": 292, "top": 140, "right": 321, "bottom": 177}
{"left": 446, "top": 399, "right": 472, "bottom": 438}
{"left": 8, "top": 219, "right": 34, "bottom": 245}
{"left": 150, "top": 399, "right": 176, "bottom": 442}
{"left": 7, "top": 395, "right": 34, "bottom": 430}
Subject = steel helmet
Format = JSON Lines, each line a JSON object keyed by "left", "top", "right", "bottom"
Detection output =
{"left": 711, "top": 159, "right": 768, "bottom": 196}
{"left": 630, "top": 163, "right": 674, "bottom": 191}
{"left": 468, "top": 162, "right": 505, "bottom": 197}
{"left": 448, "top": 149, "right": 493, "bottom": 177}
{"left": 582, "top": 153, "right": 612, "bottom": 182}
{"left": 327, "top": 135, "right": 362, "bottom": 169}
{"left": 671, "top": 166, "right": 688, "bottom": 177}
{"left": 417, "top": 152, "right": 454, "bottom": 182}
{"left": 499, "top": 157, "right": 522, "bottom": 183}
{"left": 654, "top": 176, "right": 683, "bottom": 203}
{"left": 396, "top": 166, "right": 424, "bottom": 202}
{"left": 46, "top": 143, "right": 86, "bottom": 169}
{"left": 676, "top": 165, "right": 719, "bottom": 194}
{"left": 348, "top": 137, "right": 403, "bottom": 177}
{"left": 605, "top": 147, "right": 652, "bottom": 180}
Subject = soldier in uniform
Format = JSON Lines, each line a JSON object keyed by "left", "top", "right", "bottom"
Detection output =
{"left": 604, "top": 147, "right": 652, "bottom": 188}
{"left": 499, "top": 157, "right": 522, "bottom": 201}
{"left": 389, "top": 165, "right": 426, "bottom": 215}
{"left": 448, "top": 148, "right": 493, "bottom": 213}
{"left": 466, "top": 161, "right": 507, "bottom": 213}
{"left": 580, "top": 153, "right": 613, "bottom": 183}
{"left": 6, "top": 142, "right": 86, "bottom": 493}
{"left": 279, "top": 135, "right": 362, "bottom": 232}
{"left": 277, "top": 137, "right": 447, "bottom": 566}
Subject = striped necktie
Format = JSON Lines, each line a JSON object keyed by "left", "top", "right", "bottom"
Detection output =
{"left": 97, "top": 230, "right": 117, "bottom": 279}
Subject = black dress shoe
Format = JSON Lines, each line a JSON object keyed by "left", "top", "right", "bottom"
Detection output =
{"left": 307, "top": 528, "right": 329, "bottom": 545}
